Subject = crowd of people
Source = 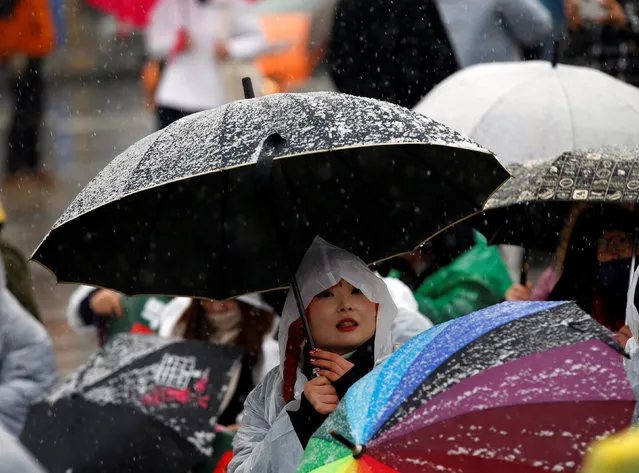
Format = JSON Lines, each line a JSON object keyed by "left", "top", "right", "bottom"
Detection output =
{"left": 2, "top": 0, "right": 639, "bottom": 472}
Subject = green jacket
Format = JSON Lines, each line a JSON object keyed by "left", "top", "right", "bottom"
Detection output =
{"left": 392, "top": 232, "right": 512, "bottom": 325}
{"left": 98, "top": 295, "right": 172, "bottom": 343}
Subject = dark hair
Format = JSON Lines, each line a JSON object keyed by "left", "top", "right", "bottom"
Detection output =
{"left": 282, "top": 318, "right": 305, "bottom": 404}
{"left": 549, "top": 205, "right": 637, "bottom": 323}
{"left": 177, "top": 300, "right": 275, "bottom": 368}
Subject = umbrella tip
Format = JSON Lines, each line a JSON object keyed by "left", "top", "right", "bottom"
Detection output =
{"left": 242, "top": 77, "right": 256, "bottom": 99}
{"left": 329, "top": 430, "right": 366, "bottom": 459}
{"left": 551, "top": 40, "right": 560, "bottom": 68}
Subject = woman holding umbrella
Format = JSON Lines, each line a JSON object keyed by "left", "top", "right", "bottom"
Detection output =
{"left": 146, "top": 0, "right": 266, "bottom": 129}
{"left": 228, "top": 237, "right": 402, "bottom": 473}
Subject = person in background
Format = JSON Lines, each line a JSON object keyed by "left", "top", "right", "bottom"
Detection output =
{"left": 66, "top": 286, "right": 172, "bottom": 345}
{"left": 435, "top": 0, "right": 552, "bottom": 68}
{"left": 506, "top": 205, "right": 635, "bottom": 336}
{"left": 158, "top": 293, "right": 278, "bottom": 473}
{"left": 619, "top": 325, "right": 638, "bottom": 424}
{"left": 524, "top": 0, "right": 567, "bottom": 59}
{"left": 0, "top": 202, "right": 40, "bottom": 319}
{"left": 0, "top": 240, "right": 40, "bottom": 320}
{"left": 0, "top": 0, "right": 56, "bottom": 186}
{"left": 564, "top": 0, "right": 639, "bottom": 86}
{"left": 382, "top": 276, "right": 434, "bottom": 340}
{"left": 0, "top": 255, "right": 56, "bottom": 437}
{"left": 145, "top": 0, "right": 266, "bottom": 129}
{"left": 380, "top": 225, "right": 513, "bottom": 325}
{"left": 506, "top": 264, "right": 560, "bottom": 302}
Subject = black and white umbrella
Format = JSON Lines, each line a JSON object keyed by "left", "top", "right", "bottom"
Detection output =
{"left": 21, "top": 334, "right": 243, "bottom": 473}
{"left": 476, "top": 147, "right": 639, "bottom": 251}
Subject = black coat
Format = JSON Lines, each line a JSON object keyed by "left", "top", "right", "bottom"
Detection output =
{"left": 327, "top": 0, "right": 458, "bottom": 108}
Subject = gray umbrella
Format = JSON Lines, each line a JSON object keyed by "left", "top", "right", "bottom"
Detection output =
{"left": 476, "top": 146, "right": 639, "bottom": 252}
{"left": 33, "top": 92, "right": 506, "bottom": 307}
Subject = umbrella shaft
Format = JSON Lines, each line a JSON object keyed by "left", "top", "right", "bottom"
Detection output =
{"left": 291, "top": 276, "right": 316, "bottom": 352}
{"left": 520, "top": 248, "right": 530, "bottom": 286}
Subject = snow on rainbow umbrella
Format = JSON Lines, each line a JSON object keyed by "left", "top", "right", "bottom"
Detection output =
{"left": 296, "top": 301, "right": 635, "bottom": 473}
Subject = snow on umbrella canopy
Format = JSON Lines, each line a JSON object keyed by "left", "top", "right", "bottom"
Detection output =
{"left": 33, "top": 92, "right": 507, "bottom": 301}
{"left": 296, "top": 301, "right": 635, "bottom": 473}
{"left": 20, "top": 334, "right": 244, "bottom": 473}
{"left": 473, "top": 147, "right": 639, "bottom": 251}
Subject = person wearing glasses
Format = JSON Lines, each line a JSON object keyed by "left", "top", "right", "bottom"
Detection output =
{"left": 507, "top": 204, "right": 636, "bottom": 337}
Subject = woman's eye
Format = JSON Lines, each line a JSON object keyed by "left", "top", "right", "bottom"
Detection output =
{"left": 317, "top": 291, "right": 333, "bottom": 298}
{"left": 351, "top": 288, "right": 362, "bottom": 295}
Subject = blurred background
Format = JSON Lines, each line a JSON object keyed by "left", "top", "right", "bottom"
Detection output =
{"left": 2, "top": 0, "right": 638, "bottom": 375}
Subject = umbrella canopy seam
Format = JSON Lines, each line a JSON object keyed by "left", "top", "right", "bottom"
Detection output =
{"left": 553, "top": 69, "right": 577, "bottom": 152}
{"left": 466, "top": 68, "right": 548, "bottom": 140}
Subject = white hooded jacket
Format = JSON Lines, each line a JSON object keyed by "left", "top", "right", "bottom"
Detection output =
{"left": 229, "top": 237, "right": 400, "bottom": 473}
{"left": 146, "top": 0, "right": 266, "bottom": 112}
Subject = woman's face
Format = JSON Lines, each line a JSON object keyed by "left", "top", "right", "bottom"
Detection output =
{"left": 201, "top": 299, "right": 240, "bottom": 315}
{"left": 597, "top": 230, "right": 637, "bottom": 263}
{"left": 307, "top": 279, "right": 377, "bottom": 355}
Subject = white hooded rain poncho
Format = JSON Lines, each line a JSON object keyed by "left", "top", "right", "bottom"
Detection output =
{"left": 229, "top": 237, "right": 398, "bottom": 473}
{"left": 624, "top": 264, "right": 639, "bottom": 423}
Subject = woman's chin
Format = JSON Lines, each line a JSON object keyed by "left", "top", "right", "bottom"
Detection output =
{"left": 321, "top": 336, "right": 371, "bottom": 354}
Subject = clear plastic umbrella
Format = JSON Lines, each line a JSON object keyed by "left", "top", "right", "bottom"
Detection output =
{"left": 415, "top": 60, "right": 639, "bottom": 164}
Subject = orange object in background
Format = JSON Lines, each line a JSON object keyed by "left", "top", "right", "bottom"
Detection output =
{"left": 0, "top": 0, "right": 55, "bottom": 58}
{"left": 140, "top": 59, "right": 162, "bottom": 108}
{"left": 256, "top": 12, "right": 317, "bottom": 93}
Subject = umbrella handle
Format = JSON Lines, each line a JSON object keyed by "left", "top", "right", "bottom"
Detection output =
{"left": 242, "top": 77, "right": 255, "bottom": 99}
{"left": 329, "top": 430, "right": 366, "bottom": 459}
{"left": 520, "top": 247, "right": 530, "bottom": 286}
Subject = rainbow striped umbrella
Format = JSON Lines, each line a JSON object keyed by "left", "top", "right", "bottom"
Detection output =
{"left": 296, "top": 301, "right": 635, "bottom": 473}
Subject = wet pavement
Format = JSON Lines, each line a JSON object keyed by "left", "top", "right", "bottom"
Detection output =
{"left": 0, "top": 77, "right": 155, "bottom": 375}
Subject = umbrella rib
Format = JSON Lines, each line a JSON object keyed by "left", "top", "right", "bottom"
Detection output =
{"left": 125, "top": 190, "right": 169, "bottom": 295}
{"left": 220, "top": 171, "right": 229, "bottom": 299}
{"left": 213, "top": 102, "right": 234, "bottom": 300}
{"left": 281, "top": 93, "right": 414, "bottom": 247}
{"left": 275, "top": 160, "right": 327, "bottom": 248}
{"left": 120, "top": 115, "right": 210, "bottom": 295}
{"left": 332, "top": 151, "right": 417, "bottom": 246}
{"left": 121, "top": 118, "right": 180, "bottom": 198}
{"left": 335, "top": 146, "right": 484, "bottom": 250}
{"left": 553, "top": 70, "right": 577, "bottom": 151}
{"left": 370, "top": 399, "right": 634, "bottom": 450}
{"left": 466, "top": 68, "right": 549, "bottom": 139}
